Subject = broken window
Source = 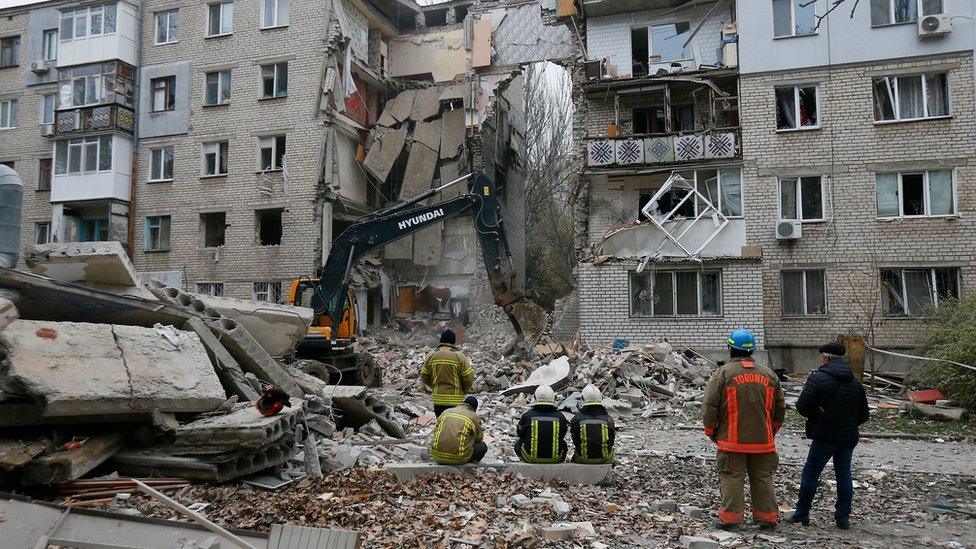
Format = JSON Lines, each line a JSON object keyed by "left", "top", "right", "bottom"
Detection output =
{"left": 630, "top": 270, "right": 722, "bottom": 317}
{"left": 781, "top": 270, "right": 827, "bottom": 316}
{"left": 145, "top": 215, "right": 171, "bottom": 251}
{"left": 779, "top": 176, "right": 824, "bottom": 221}
{"left": 633, "top": 107, "right": 666, "bottom": 134}
{"left": 261, "top": 62, "right": 288, "bottom": 98}
{"left": 425, "top": 8, "right": 448, "bottom": 27}
{"left": 202, "top": 141, "right": 228, "bottom": 176}
{"left": 454, "top": 4, "right": 469, "bottom": 22}
{"left": 871, "top": 0, "right": 941, "bottom": 26}
{"left": 199, "top": 211, "right": 226, "bottom": 248}
{"left": 207, "top": 1, "right": 234, "bottom": 37}
{"left": 261, "top": 0, "right": 289, "bottom": 28}
{"left": 775, "top": 85, "right": 818, "bottom": 130}
{"left": 876, "top": 170, "right": 953, "bottom": 218}
{"left": 255, "top": 208, "right": 283, "bottom": 246}
{"left": 253, "top": 281, "right": 282, "bottom": 303}
{"left": 873, "top": 73, "right": 948, "bottom": 121}
{"left": 651, "top": 22, "right": 692, "bottom": 62}
{"left": 631, "top": 27, "right": 649, "bottom": 77}
{"left": 149, "top": 147, "right": 173, "bottom": 181}
{"left": 259, "top": 135, "right": 286, "bottom": 171}
{"left": 773, "top": 0, "right": 817, "bottom": 37}
{"left": 672, "top": 105, "right": 695, "bottom": 132}
{"left": 881, "top": 267, "right": 957, "bottom": 316}
{"left": 204, "top": 70, "right": 231, "bottom": 105}
{"left": 150, "top": 76, "right": 176, "bottom": 112}
{"left": 38, "top": 158, "right": 52, "bottom": 191}
{"left": 398, "top": 10, "right": 416, "bottom": 32}
{"left": 80, "top": 218, "right": 109, "bottom": 242}
{"left": 35, "top": 222, "right": 51, "bottom": 245}
{"left": 196, "top": 282, "right": 224, "bottom": 297}
{"left": 642, "top": 169, "right": 742, "bottom": 221}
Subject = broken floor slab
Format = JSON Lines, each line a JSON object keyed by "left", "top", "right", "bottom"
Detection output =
{"left": 410, "top": 87, "right": 443, "bottom": 121}
{"left": 362, "top": 128, "right": 408, "bottom": 182}
{"left": 413, "top": 222, "right": 444, "bottom": 266}
{"left": 25, "top": 242, "right": 156, "bottom": 299}
{"left": 112, "top": 437, "right": 297, "bottom": 482}
{"left": 413, "top": 119, "right": 442, "bottom": 152}
{"left": 440, "top": 108, "right": 465, "bottom": 160}
{"left": 382, "top": 89, "right": 416, "bottom": 124}
{"left": 383, "top": 462, "right": 613, "bottom": 486}
{"left": 181, "top": 317, "right": 259, "bottom": 401}
{"left": 174, "top": 401, "right": 304, "bottom": 450}
{"left": 399, "top": 142, "right": 438, "bottom": 200}
{"left": 0, "top": 320, "right": 226, "bottom": 417}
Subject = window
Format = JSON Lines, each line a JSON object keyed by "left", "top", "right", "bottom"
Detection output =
{"left": 631, "top": 27, "right": 649, "bottom": 77}
{"left": 255, "top": 208, "right": 283, "bottom": 245}
{"left": 54, "top": 136, "right": 112, "bottom": 175}
{"left": 876, "top": 170, "right": 953, "bottom": 218}
{"left": 1, "top": 36, "right": 19, "bottom": 68}
{"left": 199, "top": 212, "right": 226, "bottom": 248}
{"left": 196, "top": 282, "right": 224, "bottom": 297}
{"left": 871, "top": 0, "right": 942, "bottom": 26}
{"left": 261, "top": 0, "right": 290, "bottom": 28}
{"left": 37, "top": 158, "right": 52, "bottom": 191}
{"left": 204, "top": 70, "right": 231, "bottom": 105}
{"left": 775, "top": 85, "right": 818, "bottom": 130}
{"left": 207, "top": 2, "right": 234, "bottom": 37}
{"left": 631, "top": 270, "right": 721, "bottom": 317}
{"left": 69, "top": 72, "right": 104, "bottom": 107}
{"left": 145, "top": 215, "right": 171, "bottom": 251}
{"left": 149, "top": 147, "right": 173, "bottom": 181}
{"left": 261, "top": 63, "right": 288, "bottom": 98}
{"left": 425, "top": 8, "right": 448, "bottom": 27}
{"left": 253, "top": 281, "right": 282, "bottom": 303}
{"left": 42, "top": 29, "right": 58, "bottom": 61}
{"left": 0, "top": 99, "right": 18, "bottom": 128}
{"left": 773, "top": 0, "right": 816, "bottom": 37}
{"left": 58, "top": 63, "right": 134, "bottom": 110}
{"left": 781, "top": 270, "right": 827, "bottom": 316}
{"left": 155, "top": 9, "right": 180, "bottom": 44}
{"left": 41, "top": 93, "right": 56, "bottom": 125}
{"left": 651, "top": 22, "right": 692, "bottom": 62}
{"left": 259, "top": 135, "right": 286, "bottom": 171}
{"left": 640, "top": 169, "right": 743, "bottom": 220}
{"left": 79, "top": 218, "right": 109, "bottom": 242}
{"left": 150, "top": 76, "right": 176, "bottom": 112}
{"left": 202, "top": 141, "right": 228, "bottom": 176}
{"left": 35, "top": 222, "right": 52, "bottom": 245}
{"left": 632, "top": 107, "right": 666, "bottom": 134}
{"left": 779, "top": 176, "right": 825, "bottom": 221}
{"left": 881, "top": 267, "right": 958, "bottom": 316}
{"left": 873, "top": 73, "right": 949, "bottom": 122}
{"left": 60, "top": 4, "right": 117, "bottom": 41}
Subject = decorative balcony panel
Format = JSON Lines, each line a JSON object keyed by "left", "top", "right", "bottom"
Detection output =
{"left": 615, "top": 138, "right": 644, "bottom": 165}
{"left": 585, "top": 129, "right": 740, "bottom": 168}
{"left": 705, "top": 132, "right": 736, "bottom": 159}
{"left": 587, "top": 139, "right": 615, "bottom": 166}
{"left": 643, "top": 136, "right": 674, "bottom": 163}
{"left": 55, "top": 104, "right": 135, "bottom": 137}
{"left": 673, "top": 135, "right": 704, "bottom": 162}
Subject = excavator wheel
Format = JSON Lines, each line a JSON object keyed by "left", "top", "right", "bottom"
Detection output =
{"left": 349, "top": 353, "right": 382, "bottom": 387}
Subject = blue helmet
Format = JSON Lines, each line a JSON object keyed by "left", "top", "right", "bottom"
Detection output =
{"left": 727, "top": 328, "right": 756, "bottom": 351}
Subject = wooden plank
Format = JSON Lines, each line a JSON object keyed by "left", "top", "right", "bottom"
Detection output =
{"left": 0, "top": 439, "right": 47, "bottom": 472}
{"left": 23, "top": 433, "right": 125, "bottom": 485}
{"left": 471, "top": 18, "right": 492, "bottom": 68}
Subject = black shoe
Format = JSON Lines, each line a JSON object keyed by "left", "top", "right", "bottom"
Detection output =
{"left": 789, "top": 514, "right": 810, "bottom": 526}
{"left": 836, "top": 519, "right": 850, "bottom": 530}
{"left": 715, "top": 520, "right": 740, "bottom": 531}
{"left": 759, "top": 522, "right": 777, "bottom": 531}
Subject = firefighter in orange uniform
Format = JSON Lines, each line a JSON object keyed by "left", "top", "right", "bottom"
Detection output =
{"left": 703, "top": 328, "right": 786, "bottom": 530}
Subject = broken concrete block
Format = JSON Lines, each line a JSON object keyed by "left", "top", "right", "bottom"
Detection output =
{"left": 413, "top": 222, "right": 444, "bottom": 266}
{"left": 112, "top": 437, "right": 297, "bottom": 482}
{"left": 26, "top": 242, "right": 156, "bottom": 299}
{"left": 551, "top": 499, "right": 571, "bottom": 516}
{"left": 438, "top": 161, "right": 464, "bottom": 200}
{"left": 440, "top": 108, "right": 465, "bottom": 160}
{"left": 413, "top": 119, "right": 442, "bottom": 151}
{"left": 0, "top": 320, "right": 226, "bottom": 417}
{"left": 680, "top": 536, "right": 719, "bottom": 549}
{"left": 174, "top": 401, "right": 303, "bottom": 450}
{"left": 410, "top": 87, "right": 443, "bottom": 121}
{"left": 23, "top": 432, "right": 126, "bottom": 485}
{"left": 362, "top": 128, "right": 408, "bottom": 182}
{"left": 0, "top": 297, "right": 17, "bottom": 333}
{"left": 541, "top": 525, "right": 574, "bottom": 541}
{"left": 181, "top": 317, "right": 259, "bottom": 401}
{"left": 383, "top": 89, "right": 417, "bottom": 123}
{"left": 399, "top": 142, "right": 438, "bottom": 200}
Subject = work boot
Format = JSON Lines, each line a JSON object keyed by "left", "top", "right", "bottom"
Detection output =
{"left": 789, "top": 514, "right": 810, "bottom": 526}
{"left": 759, "top": 522, "right": 777, "bottom": 531}
{"left": 836, "top": 519, "right": 850, "bottom": 530}
{"left": 714, "top": 520, "right": 739, "bottom": 531}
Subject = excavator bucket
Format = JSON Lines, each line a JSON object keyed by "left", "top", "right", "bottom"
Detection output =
{"left": 493, "top": 288, "right": 548, "bottom": 349}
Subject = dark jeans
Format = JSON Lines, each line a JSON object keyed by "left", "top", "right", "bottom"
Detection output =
{"left": 795, "top": 440, "right": 856, "bottom": 521}
{"left": 470, "top": 441, "right": 487, "bottom": 463}
{"left": 434, "top": 405, "right": 453, "bottom": 417}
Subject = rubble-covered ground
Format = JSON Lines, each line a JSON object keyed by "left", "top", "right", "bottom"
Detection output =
{"left": 103, "top": 326, "right": 976, "bottom": 548}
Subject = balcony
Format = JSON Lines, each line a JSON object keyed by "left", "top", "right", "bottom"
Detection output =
{"left": 585, "top": 128, "right": 741, "bottom": 169}
{"left": 55, "top": 104, "right": 135, "bottom": 137}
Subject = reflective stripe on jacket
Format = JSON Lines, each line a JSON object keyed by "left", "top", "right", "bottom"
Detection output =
{"left": 420, "top": 344, "right": 474, "bottom": 406}
{"left": 571, "top": 403, "right": 615, "bottom": 464}
{"left": 516, "top": 404, "right": 569, "bottom": 463}
{"left": 703, "top": 357, "right": 786, "bottom": 454}
{"left": 429, "top": 403, "right": 482, "bottom": 465}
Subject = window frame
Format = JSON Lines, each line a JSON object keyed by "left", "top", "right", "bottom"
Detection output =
{"left": 629, "top": 269, "right": 723, "bottom": 318}
{"left": 0, "top": 36, "right": 19, "bottom": 68}
{"left": 638, "top": 168, "right": 744, "bottom": 220}
{"left": 873, "top": 72, "right": 951, "bottom": 123}
{"left": 206, "top": 1, "right": 234, "bottom": 38}
{"left": 42, "top": 29, "right": 58, "bottom": 61}
{"left": 55, "top": 135, "right": 112, "bottom": 175}
{"left": 261, "top": 0, "right": 290, "bottom": 29}
{"left": 0, "top": 99, "right": 17, "bottom": 129}
{"left": 881, "top": 266, "right": 959, "bottom": 317}
{"left": 150, "top": 75, "right": 176, "bottom": 113}
{"left": 258, "top": 135, "right": 286, "bottom": 172}
{"left": 203, "top": 70, "right": 231, "bottom": 106}
{"left": 34, "top": 222, "right": 52, "bottom": 245}
{"left": 876, "top": 169, "right": 955, "bottom": 219}
{"left": 871, "top": 0, "right": 943, "bottom": 27}
{"left": 195, "top": 282, "right": 224, "bottom": 297}
{"left": 37, "top": 158, "right": 52, "bottom": 191}
{"left": 260, "top": 62, "right": 288, "bottom": 99}
{"left": 778, "top": 175, "right": 827, "bottom": 222}
{"left": 775, "top": 84, "right": 820, "bottom": 131}
{"left": 772, "top": 0, "right": 818, "bottom": 38}
{"left": 41, "top": 93, "right": 56, "bottom": 125}
{"left": 201, "top": 141, "right": 229, "bottom": 177}
{"left": 60, "top": 4, "right": 117, "bottom": 42}
{"left": 780, "top": 269, "right": 828, "bottom": 317}
{"left": 199, "top": 212, "right": 227, "bottom": 248}
{"left": 79, "top": 218, "right": 109, "bottom": 242}
{"left": 154, "top": 9, "right": 180, "bottom": 45}
{"left": 149, "top": 146, "right": 174, "bottom": 182}
{"left": 144, "top": 215, "right": 172, "bottom": 252}
{"left": 252, "top": 281, "right": 282, "bottom": 303}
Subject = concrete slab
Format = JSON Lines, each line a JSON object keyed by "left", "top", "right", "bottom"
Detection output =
{"left": 412, "top": 222, "right": 443, "bottom": 266}
{"left": 410, "top": 87, "right": 443, "bottom": 121}
{"left": 25, "top": 242, "right": 155, "bottom": 299}
{"left": 383, "top": 235, "right": 413, "bottom": 260}
{"left": 383, "top": 462, "right": 613, "bottom": 485}
{"left": 362, "top": 128, "right": 408, "bottom": 182}
{"left": 175, "top": 401, "right": 303, "bottom": 450}
{"left": 399, "top": 142, "right": 438, "bottom": 200}
{"left": 413, "top": 119, "right": 442, "bottom": 151}
{"left": 181, "top": 317, "right": 259, "bottom": 401}
{"left": 438, "top": 161, "right": 464, "bottom": 200}
{"left": 440, "top": 108, "right": 465, "bottom": 160}
{"left": 0, "top": 297, "right": 16, "bottom": 333}
{"left": 384, "top": 89, "right": 416, "bottom": 123}
{"left": 112, "top": 437, "right": 297, "bottom": 482}
{"left": 0, "top": 320, "right": 226, "bottom": 416}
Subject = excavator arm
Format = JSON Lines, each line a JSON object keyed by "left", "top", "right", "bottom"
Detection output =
{"left": 309, "top": 171, "right": 546, "bottom": 346}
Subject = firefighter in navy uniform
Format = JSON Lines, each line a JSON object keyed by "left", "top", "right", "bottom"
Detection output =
{"left": 703, "top": 328, "right": 786, "bottom": 531}
{"left": 571, "top": 384, "right": 615, "bottom": 464}
{"left": 515, "top": 385, "right": 569, "bottom": 463}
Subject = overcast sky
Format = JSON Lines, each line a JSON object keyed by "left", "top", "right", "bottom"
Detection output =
{"left": 0, "top": 0, "right": 45, "bottom": 8}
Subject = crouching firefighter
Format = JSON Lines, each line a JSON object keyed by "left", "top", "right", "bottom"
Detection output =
{"left": 703, "top": 329, "right": 786, "bottom": 531}
{"left": 571, "top": 384, "right": 615, "bottom": 464}
{"left": 428, "top": 396, "right": 488, "bottom": 465}
{"left": 515, "top": 385, "right": 569, "bottom": 463}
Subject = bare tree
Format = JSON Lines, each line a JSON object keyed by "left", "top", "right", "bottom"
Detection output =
{"left": 800, "top": 0, "right": 863, "bottom": 31}
{"left": 845, "top": 254, "right": 887, "bottom": 391}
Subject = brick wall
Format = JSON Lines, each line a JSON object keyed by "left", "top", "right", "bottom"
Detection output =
{"left": 740, "top": 52, "right": 976, "bottom": 348}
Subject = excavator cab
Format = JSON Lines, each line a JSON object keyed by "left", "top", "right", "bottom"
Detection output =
{"left": 288, "top": 278, "right": 357, "bottom": 344}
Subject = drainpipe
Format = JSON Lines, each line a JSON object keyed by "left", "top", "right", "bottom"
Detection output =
{"left": 127, "top": 0, "right": 143, "bottom": 258}
{"left": 0, "top": 164, "right": 24, "bottom": 268}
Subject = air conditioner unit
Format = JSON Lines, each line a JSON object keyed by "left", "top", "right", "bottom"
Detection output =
{"left": 918, "top": 14, "right": 951, "bottom": 39}
{"left": 30, "top": 60, "right": 50, "bottom": 74}
{"left": 775, "top": 219, "right": 802, "bottom": 240}
{"left": 41, "top": 123, "right": 54, "bottom": 137}
{"left": 584, "top": 58, "right": 609, "bottom": 80}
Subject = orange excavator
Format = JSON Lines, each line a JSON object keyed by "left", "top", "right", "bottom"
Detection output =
{"left": 287, "top": 171, "right": 546, "bottom": 386}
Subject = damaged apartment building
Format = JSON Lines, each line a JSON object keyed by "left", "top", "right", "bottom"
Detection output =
{"left": 572, "top": 0, "right": 976, "bottom": 366}
{"left": 1, "top": 0, "right": 576, "bottom": 331}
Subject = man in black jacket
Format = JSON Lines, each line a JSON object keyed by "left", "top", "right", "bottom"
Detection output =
{"left": 790, "top": 342, "right": 869, "bottom": 530}
{"left": 515, "top": 385, "right": 569, "bottom": 463}
{"left": 571, "top": 384, "right": 615, "bottom": 464}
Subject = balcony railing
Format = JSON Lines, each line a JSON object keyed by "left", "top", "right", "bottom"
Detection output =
{"left": 55, "top": 104, "right": 135, "bottom": 137}
{"left": 585, "top": 128, "right": 741, "bottom": 168}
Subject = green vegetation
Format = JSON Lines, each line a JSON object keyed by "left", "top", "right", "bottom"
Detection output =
{"left": 913, "top": 296, "right": 976, "bottom": 412}
{"left": 783, "top": 407, "right": 975, "bottom": 437}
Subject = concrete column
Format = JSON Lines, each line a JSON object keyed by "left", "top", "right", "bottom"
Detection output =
{"left": 321, "top": 201, "right": 333, "bottom": 267}
{"left": 50, "top": 203, "right": 66, "bottom": 244}
{"left": 446, "top": 7, "right": 456, "bottom": 24}
{"left": 108, "top": 200, "right": 130, "bottom": 248}
{"left": 415, "top": 12, "right": 425, "bottom": 29}
{"left": 367, "top": 28, "right": 382, "bottom": 72}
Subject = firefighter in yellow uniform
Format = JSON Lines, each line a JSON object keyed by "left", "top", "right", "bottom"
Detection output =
{"left": 703, "top": 328, "right": 786, "bottom": 531}
{"left": 421, "top": 329, "right": 475, "bottom": 417}
{"left": 428, "top": 396, "right": 488, "bottom": 465}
